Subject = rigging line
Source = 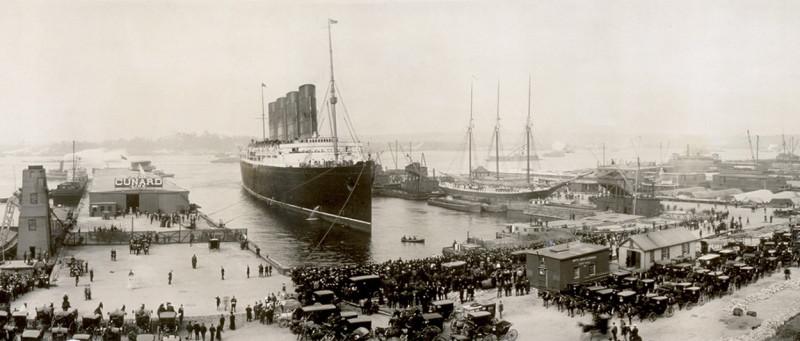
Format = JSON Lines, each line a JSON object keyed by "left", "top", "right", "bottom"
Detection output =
{"left": 333, "top": 83, "right": 361, "bottom": 150}
{"left": 281, "top": 166, "right": 338, "bottom": 196}
{"left": 206, "top": 199, "right": 246, "bottom": 216}
{"left": 310, "top": 161, "right": 367, "bottom": 252}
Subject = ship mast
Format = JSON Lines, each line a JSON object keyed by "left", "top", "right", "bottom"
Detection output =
{"left": 526, "top": 76, "right": 531, "bottom": 186}
{"left": 468, "top": 81, "right": 474, "bottom": 181}
{"left": 72, "top": 141, "right": 76, "bottom": 182}
{"left": 261, "top": 83, "right": 266, "bottom": 140}
{"left": 328, "top": 18, "right": 340, "bottom": 163}
{"left": 495, "top": 82, "right": 500, "bottom": 181}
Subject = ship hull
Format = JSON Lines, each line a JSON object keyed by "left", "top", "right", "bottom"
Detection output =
{"left": 50, "top": 182, "right": 86, "bottom": 207}
{"left": 240, "top": 160, "right": 374, "bottom": 233}
{"left": 438, "top": 185, "right": 555, "bottom": 203}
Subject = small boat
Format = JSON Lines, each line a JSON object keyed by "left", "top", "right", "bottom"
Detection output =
{"left": 401, "top": 237, "right": 425, "bottom": 243}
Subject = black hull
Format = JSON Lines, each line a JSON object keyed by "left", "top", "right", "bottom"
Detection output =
{"left": 50, "top": 181, "right": 86, "bottom": 207}
{"left": 240, "top": 160, "right": 374, "bottom": 233}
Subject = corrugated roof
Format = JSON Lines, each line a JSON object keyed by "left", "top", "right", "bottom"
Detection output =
{"left": 623, "top": 228, "right": 698, "bottom": 251}
{"left": 525, "top": 242, "right": 608, "bottom": 260}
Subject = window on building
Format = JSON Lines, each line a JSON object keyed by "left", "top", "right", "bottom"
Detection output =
{"left": 29, "top": 193, "right": 37, "bottom": 205}
{"left": 649, "top": 251, "right": 655, "bottom": 263}
{"left": 682, "top": 243, "right": 689, "bottom": 255}
{"left": 573, "top": 267, "right": 580, "bottom": 279}
{"left": 28, "top": 219, "right": 36, "bottom": 231}
{"left": 539, "top": 257, "right": 545, "bottom": 266}
{"left": 539, "top": 268, "right": 545, "bottom": 276}
{"left": 589, "top": 264, "right": 596, "bottom": 276}
{"left": 661, "top": 247, "right": 670, "bottom": 260}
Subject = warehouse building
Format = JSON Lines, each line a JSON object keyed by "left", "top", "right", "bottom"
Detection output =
{"left": 88, "top": 168, "right": 190, "bottom": 216}
{"left": 617, "top": 228, "right": 699, "bottom": 272}
{"left": 525, "top": 242, "right": 610, "bottom": 292}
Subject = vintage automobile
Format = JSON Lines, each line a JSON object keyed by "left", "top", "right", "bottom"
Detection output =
{"left": 643, "top": 295, "right": 674, "bottom": 321}
{"left": 430, "top": 300, "right": 455, "bottom": 321}
{"left": 291, "top": 304, "right": 340, "bottom": 325}
{"left": 158, "top": 311, "right": 178, "bottom": 334}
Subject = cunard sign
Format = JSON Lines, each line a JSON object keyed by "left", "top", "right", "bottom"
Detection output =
{"left": 115, "top": 177, "right": 163, "bottom": 188}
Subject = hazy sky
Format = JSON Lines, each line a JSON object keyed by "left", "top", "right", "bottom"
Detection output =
{"left": 2, "top": 0, "right": 800, "bottom": 147}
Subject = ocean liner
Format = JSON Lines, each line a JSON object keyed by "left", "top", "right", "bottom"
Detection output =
{"left": 240, "top": 20, "right": 374, "bottom": 233}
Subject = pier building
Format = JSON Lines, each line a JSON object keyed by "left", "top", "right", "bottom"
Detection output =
{"left": 88, "top": 168, "right": 190, "bottom": 216}
{"left": 525, "top": 242, "right": 609, "bottom": 292}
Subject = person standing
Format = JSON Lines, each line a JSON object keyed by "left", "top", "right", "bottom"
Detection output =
{"left": 186, "top": 321, "right": 193, "bottom": 341}
{"left": 246, "top": 265, "right": 250, "bottom": 279}
{"left": 215, "top": 296, "right": 220, "bottom": 311}
{"left": 200, "top": 323, "right": 207, "bottom": 341}
{"left": 258, "top": 264, "right": 264, "bottom": 278}
{"left": 497, "top": 300, "right": 503, "bottom": 319}
{"left": 193, "top": 322, "right": 200, "bottom": 340}
{"left": 246, "top": 305, "right": 252, "bottom": 322}
{"left": 168, "top": 270, "right": 173, "bottom": 285}
{"left": 218, "top": 314, "right": 225, "bottom": 331}
{"left": 178, "top": 304, "right": 184, "bottom": 326}
{"left": 621, "top": 320, "right": 629, "bottom": 341}
{"left": 209, "top": 324, "right": 216, "bottom": 341}
{"left": 611, "top": 322, "right": 618, "bottom": 341}
{"left": 192, "top": 255, "right": 197, "bottom": 269}
{"left": 215, "top": 324, "right": 222, "bottom": 341}
{"left": 220, "top": 267, "right": 225, "bottom": 280}
{"left": 89, "top": 269, "right": 94, "bottom": 282}
{"left": 229, "top": 312, "right": 236, "bottom": 330}
{"left": 230, "top": 296, "right": 237, "bottom": 313}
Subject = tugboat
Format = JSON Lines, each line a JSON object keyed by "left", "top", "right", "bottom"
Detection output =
{"left": 377, "top": 159, "right": 440, "bottom": 200}
{"left": 50, "top": 141, "right": 88, "bottom": 207}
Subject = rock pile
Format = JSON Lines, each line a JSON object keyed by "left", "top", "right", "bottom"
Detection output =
{"left": 721, "top": 279, "right": 800, "bottom": 341}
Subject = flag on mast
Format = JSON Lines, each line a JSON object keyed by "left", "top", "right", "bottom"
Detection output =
{"left": 329, "top": 18, "right": 338, "bottom": 24}
{"left": 261, "top": 83, "right": 266, "bottom": 87}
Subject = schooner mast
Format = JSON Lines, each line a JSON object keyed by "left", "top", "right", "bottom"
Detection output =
{"left": 526, "top": 76, "right": 532, "bottom": 186}
{"left": 494, "top": 82, "right": 500, "bottom": 181}
{"left": 468, "top": 81, "right": 474, "bottom": 181}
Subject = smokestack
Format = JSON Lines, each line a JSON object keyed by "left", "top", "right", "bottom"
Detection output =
{"left": 298, "top": 84, "right": 317, "bottom": 138}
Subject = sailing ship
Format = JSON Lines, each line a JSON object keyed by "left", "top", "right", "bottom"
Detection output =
{"left": 50, "top": 141, "right": 89, "bottom": 207}
{"left": 240, "top": 20, "right": 374, "bottom": 233}
{"left": 439, "top": 80, "right": 577, "bottom": 203}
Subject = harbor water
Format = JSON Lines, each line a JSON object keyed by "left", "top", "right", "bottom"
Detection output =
{"left": 0, "top": 147, "right": 758, "bottom": 268}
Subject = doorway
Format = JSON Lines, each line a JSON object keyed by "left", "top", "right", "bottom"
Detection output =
{"left": 126, "top": 194, "right": 140, "bottom": 212}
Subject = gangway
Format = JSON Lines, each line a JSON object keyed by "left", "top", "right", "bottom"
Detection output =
{"left": 0, "top": 193, "right": 20, "bottom": 262}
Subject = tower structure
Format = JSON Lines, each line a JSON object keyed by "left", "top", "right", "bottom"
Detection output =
{"left": 17, "top": 165, "right": 53, "bottom": 260}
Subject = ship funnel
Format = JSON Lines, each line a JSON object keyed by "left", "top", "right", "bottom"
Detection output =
{"left": 276, "top": 97, "right": 287, "bottom": 141}
{"left": 298, "top": 84, "right": 317, "bottom": 138}
{"left": 286, "top": 91, "right": 300, "bottom": 140}
{"left": 268, "top": 101, "right": 278, "bottom": 139}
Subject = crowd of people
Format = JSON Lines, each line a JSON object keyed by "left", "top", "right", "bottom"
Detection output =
{"left": 291, "top": 241, "right": 554, "bottom": 315}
